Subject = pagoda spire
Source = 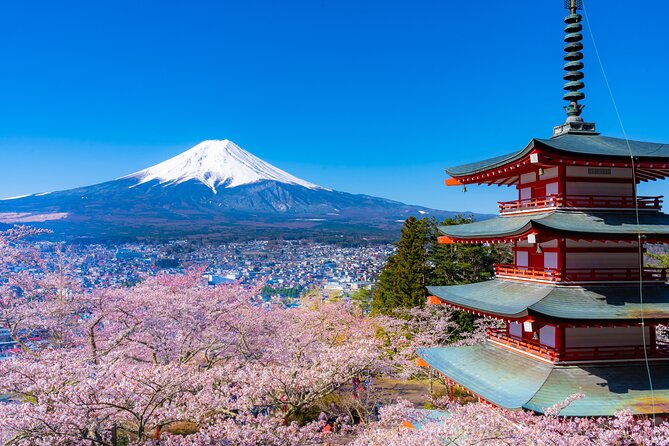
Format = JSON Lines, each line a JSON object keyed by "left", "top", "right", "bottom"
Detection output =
{"left": 563, "top": 0, "right": 585, "bottom": 120}
{"left": 553, "top": 0, "right": 597, "bottom": 137}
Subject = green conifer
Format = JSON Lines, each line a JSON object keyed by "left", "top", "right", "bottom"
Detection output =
{"left": 372, "top": 215, "right": 510, "bottom": 314}
{"left": 372, "top": 216, "right": 430, "bottom": 313}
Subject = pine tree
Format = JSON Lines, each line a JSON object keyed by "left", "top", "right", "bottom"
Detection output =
{"left": 372, "top": 215, "right": 510, "bottom": 314}
{"left": 372, "top": 216, "right": 430, "bottom": 314}
{"left": 428, "top": 216, "right": 509, "bottom": 286}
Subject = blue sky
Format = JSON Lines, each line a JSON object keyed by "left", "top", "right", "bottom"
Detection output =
{"left": 0, "top": 0, "right": 667, "bottom": 213}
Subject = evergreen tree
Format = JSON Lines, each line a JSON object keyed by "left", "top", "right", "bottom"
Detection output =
{"left": 372, "top": 215, "right": 510, "bottom": 315}
{"left": 428, "top": 216, "right": 510, "bottom": 286}
{"left": 372, "top": 216, "right": 430, "bottom": 314}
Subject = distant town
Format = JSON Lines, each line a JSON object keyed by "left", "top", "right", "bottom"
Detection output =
{"left": 34, "top": 239, "right": 393, "bottom": 297}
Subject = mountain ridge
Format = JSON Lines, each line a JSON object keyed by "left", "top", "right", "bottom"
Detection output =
{"left": 0, "top": 140, "right": 485, "bottom": 241}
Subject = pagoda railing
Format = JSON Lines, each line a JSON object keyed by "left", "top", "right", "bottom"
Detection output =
{"left": 494, "top": 264, "right": 560, "bottom": 282}
{"left": 498, "top": 194, "right": 663, "bottom": 214}
{"left": 487, "top": 328, "right": 558, "bottom": 361}
{"left": 494, "top": 264, "right": 668, "bottom": 283}
{"left": 488, "top": 328, "right": 669, "bottom": 363}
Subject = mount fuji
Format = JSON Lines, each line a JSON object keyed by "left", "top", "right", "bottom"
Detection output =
{"left": 0, "top": 140, "right": 474, "bottom": 241}
{"left": 126, "top": 140, "right": 326, "bottom": 193}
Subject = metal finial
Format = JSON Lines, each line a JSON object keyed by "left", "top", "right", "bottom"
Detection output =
{"left": 552, "top": 0, "right": 597, "bottom": 137}
{"left": 562, "top": 1, "right": 585, "bottom": 122}
{"left": 564, "top": 0, "right": 583, "bottom": 12}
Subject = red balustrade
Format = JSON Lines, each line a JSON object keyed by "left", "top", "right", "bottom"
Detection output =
{"left": 487, "top": 328, "right": 669, "bottom": 363}
{"left": 494, "top": 264, "right": 667, "bottom": 283}
{"left": 487, "top": 328, "right": 557, "bottom": 361}
{"left": 494, "top": 264, "right": 561, "bottom": 282}
{"left": 498, "top": 194, "right": 663, "bottom": 214}
{"left": 498, "top": 195, "right": 561, "bottom": 213}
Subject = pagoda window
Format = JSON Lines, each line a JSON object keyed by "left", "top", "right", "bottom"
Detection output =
{"left": 516, "top": 251, "right": 528, "bottom": 267}
{"left": 545, "top": 181, "right": 559, "bottom": 196}
{"left": 544, "top": 251, "right": 558, "bottom": 270}
{"left": 509, "top": 321, "right": 522, "bottom": 338}
{"left": 539, "top": 325, "right": 556, "bottom": 348}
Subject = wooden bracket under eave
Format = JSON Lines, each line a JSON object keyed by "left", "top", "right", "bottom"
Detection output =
{"left": 445, "top": 177, "right": 463, "bottom": 186}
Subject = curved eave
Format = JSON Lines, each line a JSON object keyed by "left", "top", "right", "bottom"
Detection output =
{"left": 445, "top": 140, "right": 536, "bottom": 178}
{"left": 428, "top": 282, "right": 541, "bottom": 319}
{"left": 438, "top": 213, "right": 540, "bottom": 242}
{"left": 417, "top": 344, "right": 550, "bottom": 410}
{"left": 445, "top": 134, "right": 669, "bottom": 186}
{"left": 429, "top": 295, "right": 529, "bottom": 319}
{"left": 438, "top": 211, "right": 669, "bottom": 244}
{"left": 428, "top": 280, "right": 669, "bottom": 322}
{"left": 418, "top": 343, "right": 669, "bottom": 416}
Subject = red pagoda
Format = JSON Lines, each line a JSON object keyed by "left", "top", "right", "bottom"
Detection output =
{"left": 418, "top": 0, "right": 669, "bottom": 416}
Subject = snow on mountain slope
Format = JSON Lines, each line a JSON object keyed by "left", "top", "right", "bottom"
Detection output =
{"left": 124, "top": 139, "right": 327, "bottom": 193}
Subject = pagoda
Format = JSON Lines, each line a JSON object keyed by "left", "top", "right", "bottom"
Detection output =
{"left": 417, "top": 0, "right": 669, "bottom": 417}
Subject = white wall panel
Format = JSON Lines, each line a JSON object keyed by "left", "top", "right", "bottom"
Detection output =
{"left": 509, "top": 322, "right": 522, "bottom": 338}
{"left": 544, "top": 252, "right": 558, "bottom": 269}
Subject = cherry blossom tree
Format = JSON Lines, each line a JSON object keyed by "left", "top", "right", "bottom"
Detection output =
{"left": 2, "top": 228, "right": 669, "bottom": 446}
{"left": 0, "top": 226, "right": 82, "bottom": 354}
{"left": 351, "top": 397, "right": 669, "bottom": 446}
{"left": 0, "top": 258, "right": 383, "bottom": 444}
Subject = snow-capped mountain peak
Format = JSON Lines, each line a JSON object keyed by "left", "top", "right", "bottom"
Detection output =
{"left": 125, "top": 139, "right": 327, "bottom": 193}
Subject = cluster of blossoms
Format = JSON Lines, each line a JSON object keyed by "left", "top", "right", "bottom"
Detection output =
{"left": 0, "top": 226, "right": 668, "bottom": 445}
{"left": 351, "top": 398, "right": 669, "bottom": 446}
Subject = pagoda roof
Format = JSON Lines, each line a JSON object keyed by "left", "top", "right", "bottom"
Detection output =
{"left": 417, "top": 343, "right": 669, "bottom": 416}
{"left": 428, "top": 280, "right": 669, "bottom": 321}
{"left": 446, "top": 133, "right": 669, "bottom": 177}
{"left": 438, "top": 211, "right": 669, "bottom": 242}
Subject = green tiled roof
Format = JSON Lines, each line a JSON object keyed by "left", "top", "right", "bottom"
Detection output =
{"left": 428, "top": 280, "right": 669, "bottom": 321}
{"left": 538, "top": 134, "right": 669, "bottom": 158}
{"left": 527, "top": 363, "right": 669, "bottom": 417}
{"left": 446, "top": 134, "right": 669, "bottom": 177}
{"left": 439, "top": 211, "right": 669, "bottom": 240}
{"left": 418, "top": 343, "right": 669, "bottom": 416}
{"left": 428, "top": 281, "right": 547, "bottom": 318}
{"left": 417, "top": 344, "right": 551, "bottom": 409}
